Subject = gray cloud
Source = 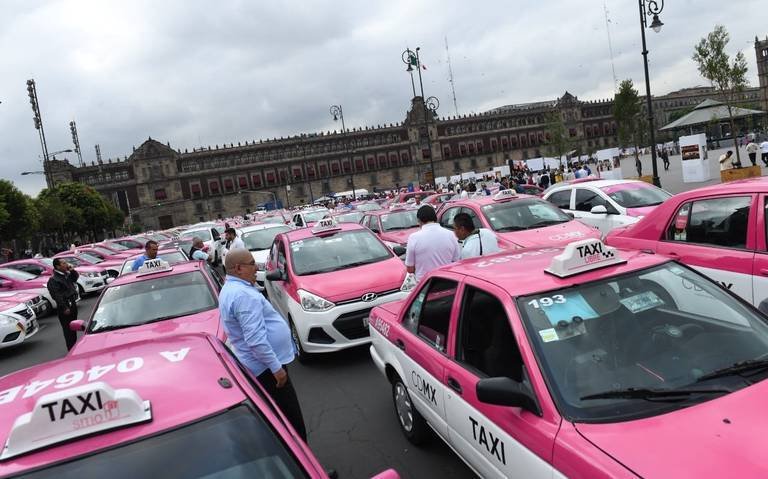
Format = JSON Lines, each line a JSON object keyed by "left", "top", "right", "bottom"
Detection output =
{"left": 2, "top": 0, "right": 765, "bottom": 195}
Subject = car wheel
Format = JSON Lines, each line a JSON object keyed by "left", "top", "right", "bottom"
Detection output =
{"left": 392, "top": 376, "right": 429, "bottom": 445}
{"left": 289, "top": 318, "right": 313, "bottom": 364}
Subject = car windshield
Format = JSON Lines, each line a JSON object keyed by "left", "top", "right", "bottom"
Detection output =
{"left": 356, "top": 203, "right": 381, "bottom": 211}
{"left": 601, "top": 184, "right": 671, "bottom": 208}
{"left": 16, "top": 405, "right": 305, "bottom": 479}
{"left": 0, "top": 268, "right": 35, "bottom": 280}
{"left": 89, "top": 271, "right": 216, "bottom": 332}
{"left": 302, "top": 210, "right": 329, "bottom": 223}
{"left": 482, "top": 198, "right": 571, "bottom": 231}
{"left": 104, "top": 242, "right": 129, "bottom": 251}
{"left": 291, "top": 230, "right": 392, "bottom": 275}
{"left": 119, "top": 251, "right": 189, "bottom": 276}
{"left": 132, "top": 237, "right": 150, "bottom": 246}
{"left": 260, "top": 216, "right": 286, "bottom": 225}
{"left": 92, "top": 247, "right": 117, "bottom": 256}
{"left": 77, "top": 253, "right": 103, "bottom": 264}
{"left": 115, "top": 239, "right": 142, "bottom": 249}
{"left": 517, "top": 262, "right": 768, "bottom": 423}
{"left": 181, "top": 229, "right": 213, "bottom": 242}
{"left": 242, "top": 226, "right": 291, "bottom": 251}
{"left": 334, "top": 212, "right": 364, "bottom": 224}
{"left": 381, "top": 210, "right": 419, "bottom": 231}
{"left": 40, "top": 258, "right": 53, "bottom": 266}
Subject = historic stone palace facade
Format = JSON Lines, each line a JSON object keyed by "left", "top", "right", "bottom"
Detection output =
{"left": 47, "top": 81, "right": 764, "bottom": 231}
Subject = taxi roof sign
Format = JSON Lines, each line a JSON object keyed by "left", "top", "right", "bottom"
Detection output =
{"left": 136, "top": 258, "right": 172, "bottom": 277}
{"left": 492, "top": 189, "right": 518, "bottom": 201}
{"left": 311, "top": 218, "right": 341, "bottom": 235}
{"left": 545, "top": 238, "right": 625, "bottom": 278}
{"left": 1, "top": 382, "right": 151, "bottom": 460}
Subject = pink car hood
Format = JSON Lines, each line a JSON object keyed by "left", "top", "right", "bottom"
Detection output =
{"left": 379, "top": 228, "right": 419, "bottom": 245}
{"left": 498, "top": 221, "right": 600, "bottom": 248}
{"left": 297, "top": 258, "right": 406, "bottom": 303}
{"left": 0, "top": 299, "right": 23, "bottom": 311}
{"left": 625, "top": 205, "right": 658, "bottom": 218}
{"left": 575, "top": 380, "right": 768, "bottom": 478}
{"left": 70, "top": 309, "right": 221, "bottom": 355}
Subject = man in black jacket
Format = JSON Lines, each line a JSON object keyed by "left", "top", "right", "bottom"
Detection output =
{"left": 47, "top": 258, "right": 80, "bottom": 350}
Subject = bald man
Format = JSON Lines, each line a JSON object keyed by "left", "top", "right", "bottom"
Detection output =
{"left": 218, "top": 249, "right": 307, "bottom": 440}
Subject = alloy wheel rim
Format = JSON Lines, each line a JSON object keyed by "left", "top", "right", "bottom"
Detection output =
{"left": 394, "top": 382, "right": 414, "bottom": 432}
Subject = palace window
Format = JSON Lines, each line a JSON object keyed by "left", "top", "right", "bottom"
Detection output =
{"left": 209, "top": 181, "right": 220, "bottom": 194}
{"left": 191, "top": 183, "right": 202, "bottom": 199}
{"left": 154, "top": 188, "right": 167, "bottom": 201}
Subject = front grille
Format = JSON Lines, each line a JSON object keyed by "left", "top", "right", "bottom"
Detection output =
{"left": 332, "top": 308, "right": 372, "bottom": 340}
{"left": 16, "top": 308, "right": 33, "bottom": 320}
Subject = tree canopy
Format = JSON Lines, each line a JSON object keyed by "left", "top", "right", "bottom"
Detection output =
{"left": 613, "top": 79, "right": 647, "bottom": 159}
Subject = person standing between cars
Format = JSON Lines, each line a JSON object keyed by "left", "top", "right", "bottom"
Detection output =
{"left": 746, "top": 140, "right": 759, "bottom": 166}
{"left": 189, "top": 237, "right": 210, "bottom": 262}
{"left": 719, "top": 150, "right": 735, "bottom": 171}
{"left": 405, "top": 205, "right": 460, "bottom": 282}
{"left": 222, "top": 227, "right": 246, "bottom": 260}
{"left": 131, "top": 240, "right": 160, "bottom": 271}
{"left": 760, "top": 139, "right": 768, "bottom": 167}
{"left": 47, "top": 259, "right": 80, "bottom": 350}
{"left": 219, "top": 248, "right": 307, "bottom": 441}
{"left": 452, "top": 213, "right": 500, "bottom": 259}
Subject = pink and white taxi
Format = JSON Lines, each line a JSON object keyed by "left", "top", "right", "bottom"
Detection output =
{"left": 0, "top": 333, "right": 399, "bottom": 478}
{"left": 3, "top": 258, "right": 111, "bottom": 297}
{"left": 264, "top": 219, "right": 414, "bottom": 361}
{"left": 437, "top": 189, "right": 601, "bottom": 250}
{"left": 0, "top": 306, "right": 38, "bottom": 350}
{"left": 606, "top": 177, "right": 768, "bottom": 310}
{"left": 68, "top": 259, "right": 224, "bottom": 355}
{"left": 369, "top": 238, "right": 768, "bottom": 478}
{"left": 360, "top": 208, "right": 420, "bottom": 252}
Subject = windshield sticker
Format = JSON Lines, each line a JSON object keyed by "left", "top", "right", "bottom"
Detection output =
{"left": 538, "top": 292, "right": 598, "bottom": 326}
{"left": 620, "top": 291, "right": 664, "bottom": 313}
{"left": 538, "top": 328, "right": 559, "bottom": 343}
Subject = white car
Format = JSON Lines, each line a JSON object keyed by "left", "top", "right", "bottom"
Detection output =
{"left": 238, "top": 223, "right": 293, "bottom": 290}
{"left": 290, "top": 208, "right": 330, "bottom": 228}
{"left": 543, "top": 179, "right": 671, "bottom": 236}
{"left": 179, "top": 223, "right": 226, "bottom": 264}
{"left": 0, "top": 307, "right": 38, "bottom": 350}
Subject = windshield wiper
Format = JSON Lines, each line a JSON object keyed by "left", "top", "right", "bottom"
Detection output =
{"left": 526, "top": 220, "right": 569, "bottom": 229}
{"left": 696, "top": 358, "right": 768, "bottom": 382}
{"left": 495, "top": 226, "right": 526, "bottom": 232}
{"left": 90, "top": 314, "right": 190, "bottom": 333}
{"left": 385, "top": 226, "right": 416, "bottom": 231}
{"left": 580, "top": 387, "right": 730, "bottom": 402}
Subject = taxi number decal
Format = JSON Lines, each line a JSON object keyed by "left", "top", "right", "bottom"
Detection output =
{"left": 372, "top": 317, "right": 390, "bottom": 338}
{"left": 0, "top": 348, "right": 191, "bottom": 406}
{"left": 527, "top": 295, "right": 566, "bottom": 309}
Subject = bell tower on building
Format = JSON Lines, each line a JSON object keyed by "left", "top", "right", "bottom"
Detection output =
{"left": 756, "top": 35, "right": 768, "bottom": 112}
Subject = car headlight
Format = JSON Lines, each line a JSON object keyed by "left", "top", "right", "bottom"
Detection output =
{"left": 298, "top": 289, "right": 335, "bottom": 312}
{"left": 400, "top": 273, "right": 417, "bottom": 292}
{"left": 25, "top": 300, "right": 34, "bottom": 308}
{"left": 84, "top": 272, "right": 101, "bottom": 278}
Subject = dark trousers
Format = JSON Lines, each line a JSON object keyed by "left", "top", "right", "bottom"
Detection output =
{"left": 749, "top": 152, "right": 757, "bottom": 166}
{"left": 57, "top": 302, "right": 78, "bottom": 350}
{"left": 762, "top": 152, "right": 768, "bottom": 166}
{"left": 257, "top": 366, "right": 307, "bottom": 441}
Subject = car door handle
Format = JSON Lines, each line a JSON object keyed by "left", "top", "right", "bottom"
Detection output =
{"left": 447, "top": 377, "right": 462, "bottom": 394}
{"left": 395, "top": 339, "right": 406, "bottom": 351}
{"left": 667, "top": 251, "right": 679, "bottom": 257}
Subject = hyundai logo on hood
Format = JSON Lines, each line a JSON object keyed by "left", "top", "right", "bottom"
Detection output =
{"left": 361, "top": 292, "right": 378, "bottom": 302}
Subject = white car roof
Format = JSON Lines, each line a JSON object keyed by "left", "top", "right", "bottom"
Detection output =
{"left": 239, "top": 223, "right": 290, "bottom": 233}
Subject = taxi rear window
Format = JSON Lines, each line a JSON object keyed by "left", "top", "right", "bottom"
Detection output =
{"left": 16, "top": 405, "right": 307, "bottom": 479}
{"left": 89, "top": 271, "right": 216, "bottom": 332}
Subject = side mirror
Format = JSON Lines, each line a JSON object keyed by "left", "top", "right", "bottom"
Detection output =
{"left": 565, "top": 212, "right": 575, "bottom": 219}
{"left": 590, "top": 205, "right": 608, "bottom": 215}
{"left": 392, "top": 245, "right": 406, "bottom": 256}
{"left": 265, "top": 269, "right": 285, "bottom": 282}
{"left": 476, "top": 377, "right": 541, "bottom": 416}
{"left": 69, "top": 320, "right": 85, "bottom": 332}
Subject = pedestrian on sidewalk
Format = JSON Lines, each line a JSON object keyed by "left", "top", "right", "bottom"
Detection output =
{"left": 47, "top": 259, "right": 80, "bottom": 350}
{"left": 661, "top": 149, "right": 670, "bottom": 171}
{"left": 746, "top": 140, "right": 759, "bottom": 166}
{"left": 219, "top": 248, "right": 307, "bottom": 440}
{"left": 719, "top": 150, "right": 735, "bottom": 171}
{"left": 760, "top": 139, "right": 768, "bottom": 166}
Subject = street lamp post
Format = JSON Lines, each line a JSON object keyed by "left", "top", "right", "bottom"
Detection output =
{"left": 330, "top": 105, "right": 356, "bottom": 201}
{"left": 402, "top": 48, "right": 438, "bottom": 187}
{"left": 638, "top": 0, "right": 665, "bottom": 188}
{"left": 21, "top": 149, "right": 73, "bottom": 185}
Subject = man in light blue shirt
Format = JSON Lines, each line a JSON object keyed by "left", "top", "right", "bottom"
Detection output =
{"left": 218, "top": 248, "right": 306, "bottom": 440}
{"left": 131, "top": 240, "right": 160, "bottom": 271}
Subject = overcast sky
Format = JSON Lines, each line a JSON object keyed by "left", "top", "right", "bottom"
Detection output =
{"left": 2, "top": 0, "right": 765, "bottom": 195}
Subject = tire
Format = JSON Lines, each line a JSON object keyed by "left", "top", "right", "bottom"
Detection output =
{"left": 392, "top": 376, "right": 430, "bottom": 445}
{"left": 289, "top": 318, "right": 313, "bottom": 364}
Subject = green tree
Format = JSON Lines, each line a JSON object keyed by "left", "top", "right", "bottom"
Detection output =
{"left": 613, "top": 79, "right": 647, "bottom": 165}
{"left": 0, "top": 180, "right": 38, "bottom": 240}
{"left": 42, "top": 182, "right": 124, "bottom": 240}
{"left": 692, "top": 24, "right": 749, "bottom": 165}
{"left": 544, "top": 111, "right": 573, "bottom": 167}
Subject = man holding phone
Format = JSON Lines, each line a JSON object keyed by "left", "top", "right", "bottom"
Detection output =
{"left": 47, "top": 258, "right": 80, "bottom": 350}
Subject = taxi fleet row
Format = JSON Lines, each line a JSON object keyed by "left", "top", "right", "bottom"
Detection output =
{"left": 369, "top": 237, "right": 768, "bottom": 478}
